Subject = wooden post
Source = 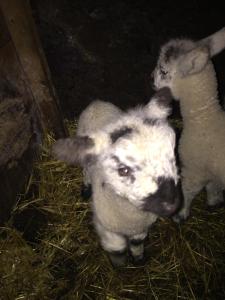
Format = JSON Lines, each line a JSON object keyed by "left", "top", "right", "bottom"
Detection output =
{"left": 0, "top": 0, "right": 67, "bottom": 138}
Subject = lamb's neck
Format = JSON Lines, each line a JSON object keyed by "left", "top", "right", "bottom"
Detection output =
{"left": 177, "top": 64, "right": 220, "bottom": 127}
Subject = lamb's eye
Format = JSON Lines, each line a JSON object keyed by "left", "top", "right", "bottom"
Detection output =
{"left": 118, "top": 166, "right": 131, "bottom": 177}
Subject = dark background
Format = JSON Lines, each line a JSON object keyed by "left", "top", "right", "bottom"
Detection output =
{"left": 30, "top": 0, "right": 225, "bottom": 119}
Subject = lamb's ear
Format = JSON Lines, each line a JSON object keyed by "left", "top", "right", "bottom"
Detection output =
{"left": 198, "top": 27, "right": 225, "bottom": 57}
{"left": 178, "top": 46, "right": 209, "bottom": 77}
{"left": 145, "top": 87, "right": 172, "bottom": 120}
{"left": 52, "top": 136, "right": 97, "bottom": 166}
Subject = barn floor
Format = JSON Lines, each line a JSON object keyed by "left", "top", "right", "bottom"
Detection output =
{"left": 1, "top": 1, "right": 225, "bottom": 299}
{"left": 1, "top": 124, "right": 225, "bottom": 299}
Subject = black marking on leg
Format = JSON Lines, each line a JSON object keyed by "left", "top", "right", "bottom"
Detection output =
{"left": 129, "top": 238, "right": 145, "bottom": 246}
{"left": 128, "top": 238, "right": 147, "bottom": 266}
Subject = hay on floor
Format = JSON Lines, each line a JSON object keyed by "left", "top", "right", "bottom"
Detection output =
{"left": 0, "top": 121, "right": 225, "bottom": 300}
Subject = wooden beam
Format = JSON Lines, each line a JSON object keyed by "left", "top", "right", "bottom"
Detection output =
{"left": 0, "top": 0, "right": 68, "bottom": 138}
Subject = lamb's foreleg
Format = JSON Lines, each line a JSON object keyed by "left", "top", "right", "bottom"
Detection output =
{"left": 129, "top": 232, "right": 148, "bottom": 265}
{"left": 173, "top": 168, "right": 206, "bottom": 223}
{"left": 95, "top": 221, "right": 127, "bottom": 267}
{"left": 206, "top": 181, "right": 224, "bottom": 208}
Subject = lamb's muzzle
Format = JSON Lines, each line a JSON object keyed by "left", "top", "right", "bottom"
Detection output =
{"left": 141, "top": 177, "right": 182, "bottom": 216}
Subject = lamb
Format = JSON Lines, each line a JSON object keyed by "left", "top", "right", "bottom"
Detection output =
{"left": 152, "top": 27, "right": 225, "bottom": 222}
{"left": 52, "top": 88, "right": 182, "bottom": 266}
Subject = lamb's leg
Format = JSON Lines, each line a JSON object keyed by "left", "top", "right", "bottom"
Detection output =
{"left": 206, "top": 181, "right": 224, "bottom": 209}
{"left": 81, "top": 168, "right": 92, "bottom": 199}
{"left": 95, "top": 221, "right": 127, "bottom": 267}
{"left": 173, "top": 169, "right": 205, "bottom": 223}
{"left": 129, "top": 232, "right": 148, "bottom": 265}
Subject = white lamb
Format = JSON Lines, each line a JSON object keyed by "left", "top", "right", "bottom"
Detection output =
{"left": 152, "top": 27, "right": 225, "bottom": 222}
{"left": 53, "top": 88, "right": 182, "bottom": 266}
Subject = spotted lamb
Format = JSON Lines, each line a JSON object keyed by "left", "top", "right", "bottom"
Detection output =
{"left": 152, "top": 27, "right": 225, "bottom": 222}
{"left": 53, "top": 88, "right": 182, "bottom": 266}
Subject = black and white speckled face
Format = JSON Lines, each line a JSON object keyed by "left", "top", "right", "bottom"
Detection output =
{"left": 152, "top": 39, "right": 195, "bottom": 92}
{"left": 153, "top": 28, "right": 225, "bottom": 92}
{"left": 53, "top": 89, "right": 180, "bottom": 216}
{"left": 100, "top": 119, "right": 178, "bottom": 211}
{"left": 152, "top": 28, "right": 225, "bottom": 95}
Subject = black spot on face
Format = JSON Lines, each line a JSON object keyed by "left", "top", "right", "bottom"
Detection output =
{"left": 111, "top": 155, "right": 121, "bottom": 164}
{"left": 165, "top": 46, "right": 180, "bottom": 62}
{"left": 78, "top": 136, "right": 94, "bottom": 148}
{"left": 110, "top": 126, "right": 133, "bottom": 143}
{"left": 130, "top": 174, "right": 136, "bottom": 183}
{"left": 83, "top": 154, "right": 97, "bottom": 166}
{"left": 143, "top": 118, "right": 159, "bottom": 126}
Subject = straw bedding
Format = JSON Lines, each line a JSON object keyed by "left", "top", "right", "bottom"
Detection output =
{"left": 0, "top": 121, "right": 225, "bottom": 300}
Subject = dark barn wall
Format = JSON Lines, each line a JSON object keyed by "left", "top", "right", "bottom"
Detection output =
{"left": 0, "top": 1, "right": 67, "bottom": 223}
{"left": 30, "top": 0, "right": 225, "bottom": 119}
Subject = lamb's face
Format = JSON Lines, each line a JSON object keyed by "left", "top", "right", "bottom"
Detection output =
{"left": 152, "top": 39, "right": 196, "bottom": 96}
{"left": 152, "top": 38, "right": 214, "bottom": 102}
{"left": 153, "top": 27, "right": 225, "bottom": 92}
{"left": 53, "top": 88, "right": 182, "bottom": 217}
{"left": 99, "top": 120, "right": 180, "bottom": 216}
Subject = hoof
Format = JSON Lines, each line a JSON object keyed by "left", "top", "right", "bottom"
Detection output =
{"left": 172, "top": 214, "right": 188, "bottom": 224}
{"left": 207, "top": 201, "right": 224, "bottom": 212}
{"left": 109, "top": 250, "right": 127, "bottom": 267}
{"left": 81, "top": 184, "right": 92, "bottom": 199}
{"left": 131, "top": 254, "right": 147, "bottom": 267}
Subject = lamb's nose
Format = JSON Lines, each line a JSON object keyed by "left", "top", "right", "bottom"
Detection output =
{"left": 157, "top": 177, "right": 176, "bottom": 200}
{"left": 141, "top": 177, "right": 182, "bottom": 217}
